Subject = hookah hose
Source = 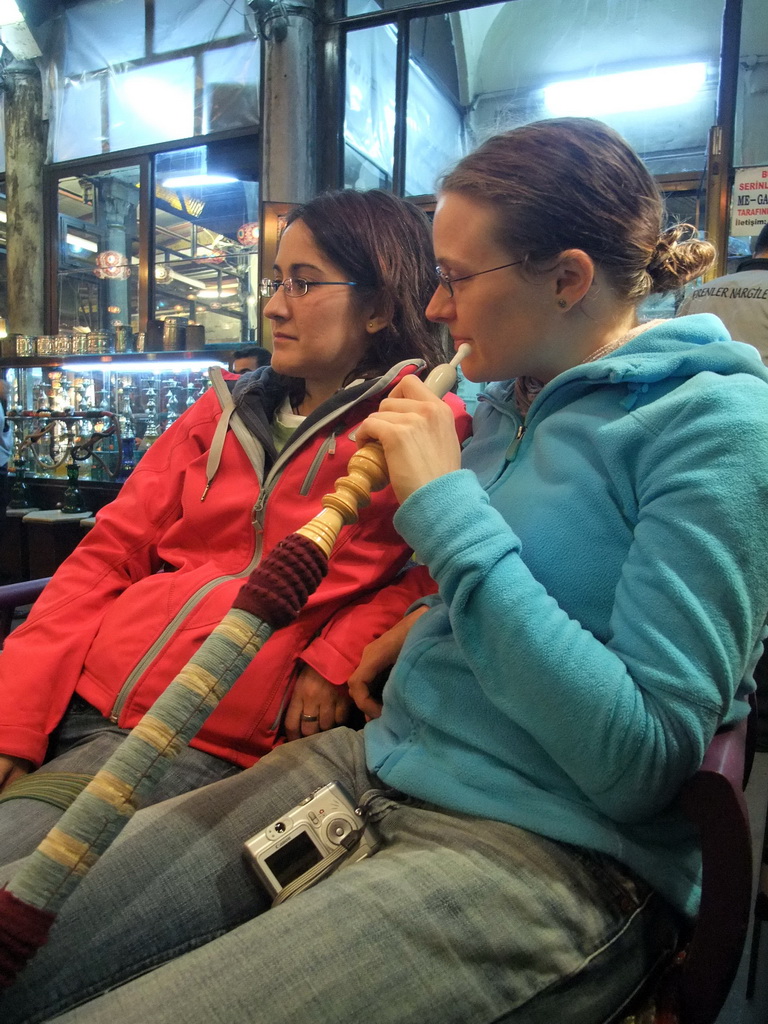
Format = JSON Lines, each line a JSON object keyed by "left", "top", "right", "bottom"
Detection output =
{"left": 0, "top": 345, "right": 470, "bottom": 987}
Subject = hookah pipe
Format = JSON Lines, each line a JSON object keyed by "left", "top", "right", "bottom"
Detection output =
{"left": 0, "top": 345, "right": 471, "bottom": 987}
{"left": 8, "top": 412, "right": 123, "bottom": 480}
{"left": 70, "top": 413, "right": 123, "bottom": 479}
{"left": 62, "top": 416, "right": 125, "bottom": 513}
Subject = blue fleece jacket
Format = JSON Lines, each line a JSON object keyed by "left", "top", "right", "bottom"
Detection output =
{"left": 364, "top": 314, "right": 768, "bottom": 917}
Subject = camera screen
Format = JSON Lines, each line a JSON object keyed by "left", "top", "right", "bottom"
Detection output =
{"left": 265, "top": 829, "right": 323, "bottom": 887}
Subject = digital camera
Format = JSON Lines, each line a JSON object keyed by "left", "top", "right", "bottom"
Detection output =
{"left": 243, "top": 781, "right": 380, "bottom": 899}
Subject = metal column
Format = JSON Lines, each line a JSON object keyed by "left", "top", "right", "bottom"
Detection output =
{"left": 2, "top": 59, "right": 47, "bottom": 336}
{"left": 258, "top": 0, "right": 319, "bottom": 203}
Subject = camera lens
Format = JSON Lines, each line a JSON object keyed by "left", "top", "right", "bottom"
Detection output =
{"left": 274, "top": 821, "right": 286, "bottom": 833}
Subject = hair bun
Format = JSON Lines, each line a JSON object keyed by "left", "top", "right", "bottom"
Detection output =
{"left": 646, "top": 223, "right": 716, "bottom": 293}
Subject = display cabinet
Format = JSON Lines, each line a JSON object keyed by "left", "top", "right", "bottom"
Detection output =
{"left": 0, "top": 349, "right": 226, "bottom": 581}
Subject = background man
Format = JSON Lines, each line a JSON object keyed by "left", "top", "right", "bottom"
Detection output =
{"left": 230, "top": 345, "right": 272, "bottom": 374}
{"left": 677, "top": 224, "right": 768, "bottom": 361}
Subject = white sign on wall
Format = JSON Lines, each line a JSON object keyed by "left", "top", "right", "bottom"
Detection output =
{"left": 731, "top": 166, "right": 768, "bottom": 236}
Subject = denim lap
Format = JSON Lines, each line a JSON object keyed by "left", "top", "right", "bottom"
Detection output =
{"left": 0, "top": 699, "right": 242, "bottom": 865}
{"left": 0, "top": 728, "right": 678, "bottom": 1024}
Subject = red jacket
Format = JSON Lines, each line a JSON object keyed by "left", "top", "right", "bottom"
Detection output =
{"left": 0, "top": 362, "right": 470, "bottom": 769}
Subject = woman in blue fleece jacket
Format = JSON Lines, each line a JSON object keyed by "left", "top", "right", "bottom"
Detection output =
{"left": 5, "top": 117, "right": 768, "bottom": 1024}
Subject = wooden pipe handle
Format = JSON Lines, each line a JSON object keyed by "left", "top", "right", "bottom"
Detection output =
{"left": 296, "top": 346, "right": 469, "bottom": 557}
{"left": 296, "top": 441, "right": 388, "bottom": 557}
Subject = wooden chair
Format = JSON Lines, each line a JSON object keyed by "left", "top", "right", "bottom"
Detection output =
{"left": 0, "top": 577, "right": 50, "bottom": 646}
{"left": 617, "top": 710, "right": 754, "bottom": 1024}
{"left": 676, "top": 714, "right": 754, "bottom": 1023}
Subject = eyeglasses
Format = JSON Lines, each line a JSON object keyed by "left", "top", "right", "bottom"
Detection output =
{"left": 260, "top": 277, "right": 358, "bottom": 299}
{"left": 434, "top": 260, "right": 523, "bottom": 298}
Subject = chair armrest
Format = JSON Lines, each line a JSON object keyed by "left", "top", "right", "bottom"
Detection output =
{"left": 0, "top": 577, "right": 51, "bottom": 646}
{"left": 676, "top": 716, "right": 753, "bottom": 1024}
{"left": 0, "top": 578, "right": 52, "bottom": 609}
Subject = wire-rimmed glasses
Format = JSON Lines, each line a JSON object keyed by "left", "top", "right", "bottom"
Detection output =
{"left": 260, "top": 277, "right": 358, "bottom": 299}
{"left": 434, "top": 260, "right": 523, "bottom": 298}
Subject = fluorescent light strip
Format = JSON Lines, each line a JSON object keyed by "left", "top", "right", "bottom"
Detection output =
{"left": 543, "top": 62, "right": 707, "bottom": 117}
{"left": 197, "top": 288, "right": 237, "bottom": 299}
{"left": 70, "top": 360, "right": 227, "bottom": 374}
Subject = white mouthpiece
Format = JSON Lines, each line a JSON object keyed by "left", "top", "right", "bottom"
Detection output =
{"left": 423, "top": 343, "right": 472, "bottom": 398}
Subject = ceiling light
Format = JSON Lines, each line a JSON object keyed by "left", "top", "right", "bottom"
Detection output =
{"left": 197, "top": 288, "right": 238, "bottom": 299}
{"left": 543, "top": 62, "right": 707, "bottom": 117}
{"left": 0, "top": 0, "right": 22, "bottom": 27}
{"left": 0, "top": 0, "right": 41, "bottom": 58}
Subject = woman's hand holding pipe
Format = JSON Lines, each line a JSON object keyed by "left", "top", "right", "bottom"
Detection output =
{"left": 355, "top": 375, "right": 462, "bottom": 505}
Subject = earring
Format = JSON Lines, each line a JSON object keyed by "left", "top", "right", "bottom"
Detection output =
{"left": 368, "top": 321, "right": 375, "bottom": 329}
{"left": 557, "top": 299, "right": 567, "bottom": 309}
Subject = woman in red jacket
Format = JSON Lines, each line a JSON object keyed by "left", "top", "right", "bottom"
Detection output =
{"left": 0, "top": 189, "right": 470, "bottom": 864}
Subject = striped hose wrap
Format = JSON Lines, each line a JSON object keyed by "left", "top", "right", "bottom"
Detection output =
{"left": 7, "top": 609, "right": 273, "bottom": 915}
{"left": 0, "top": 532, "right": 330, "bottom": 986}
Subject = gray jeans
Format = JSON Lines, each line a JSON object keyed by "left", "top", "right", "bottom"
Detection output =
{"left": 0, "top": 728, "right": 679, "bottom": 1024}
{"left": 0, "top": 695, "right": 242, "bottom": 865}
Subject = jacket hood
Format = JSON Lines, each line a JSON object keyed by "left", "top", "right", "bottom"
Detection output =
{"left": 231, "top": 360, "right": 426, "bottom": 418}
{"left": 226, "top": 360, "right": 427, "bottom": 472}
{"left": 204, "top": 358, "right": 429, "bottom": 498}
{"left": 481, "top": 314, "right": 768, "bottom": 408}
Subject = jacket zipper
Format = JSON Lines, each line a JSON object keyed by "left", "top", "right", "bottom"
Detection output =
{"left": 505, "top": 423, "right": 526, "bottom": 461}
{"left": 299, "top": 428, "right": 340, "bottom": 495}
{"left": 109, "top": 532, "right": 264, "bottom": 723}
{"left": 251, "top": 421, "right": 340, "bottom": 529}
{"left": 487, "top": 375, "right": 588, "bottom": 466}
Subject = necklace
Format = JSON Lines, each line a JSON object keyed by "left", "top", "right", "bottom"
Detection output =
{"left": 514, "top": 319, "right": 665, "bottom": 415}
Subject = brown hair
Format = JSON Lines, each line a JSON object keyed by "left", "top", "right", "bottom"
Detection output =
{"left": 285, "top": 190, "right": 448, "bottom": 381}
{"left": 440, "top": 117, "right": 714, "bottom": 302}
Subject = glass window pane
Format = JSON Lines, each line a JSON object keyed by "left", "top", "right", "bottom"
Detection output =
{"left": 735, "top": 0, "right": 768, "bottom": 166}
{"left": 203, "top": 41, "right": 260, "bottom": 134}
{"left": 49, "top": 2, "right": 257, "bottom": 159}
{"left": 398, "top": 0, "right": 724, "bottom": 197}
{"left": 406, "top": 15, "right": 463, "bottom": 196}
{"left": 154, "top": 0, "right": 250, "bottom": 53}
{"left": 62, "top": 0, "right": 145, "bottom": 77}
{"left": 108, "top": 60, "right": 196, "bottom": 151}
{"left": 154, "top": 143, "right": 260, "bottom": 349}
{"left": 346, "top": 0, "right": 419, "bottom": 15}
{"left": 732, "top": 0, "right": 768, "bottom": 252}
{"left": 345, "top": 25, "right": 397, "bottom": 189}
{"left": 56, "top": 167, "right": 141, "bottom": 338}
{"left": 52, "top": 77, "right": 104, "bottom": 162}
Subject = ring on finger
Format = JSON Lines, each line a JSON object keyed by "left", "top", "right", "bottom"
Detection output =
{"left": 300, "top": 713, "right": 319, "bottom": 723}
